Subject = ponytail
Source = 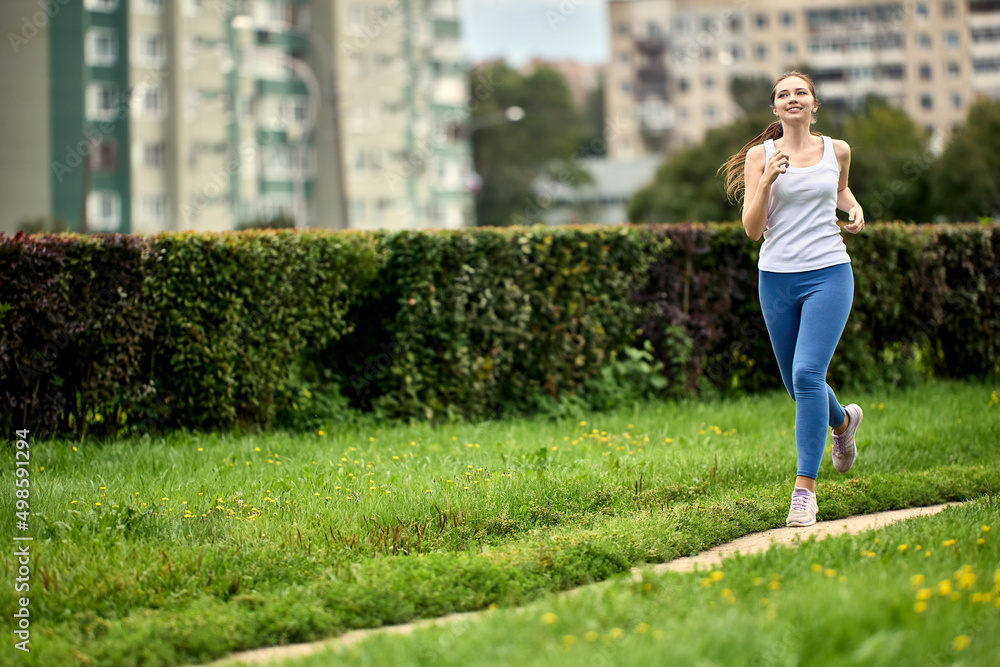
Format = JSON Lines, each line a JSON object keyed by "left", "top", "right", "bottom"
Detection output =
{"left": 718, "top": 121, "right": 783, "bottom": 205}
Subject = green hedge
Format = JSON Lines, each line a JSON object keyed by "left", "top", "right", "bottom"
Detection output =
{"left": 324, "top": 226, "right": 660, "bottom": 420}
{"left": 1, "top": 224, "right": 997, "bottom": 437}
{"left": 0, "top": 230, "right": 384, "bottom": 437}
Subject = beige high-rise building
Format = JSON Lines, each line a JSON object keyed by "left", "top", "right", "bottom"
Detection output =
{"left": 332, "top": 0, "right": 473, "bottom": 230}
{"left": 0, "top": 0, "right": 472, "bottom": 234}
{"left": 607, "top": 0, "right": 1000, "bottom": 160}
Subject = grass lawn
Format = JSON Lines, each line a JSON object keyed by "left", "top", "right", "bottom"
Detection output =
{"left": 1, "top": 379, "right": 998, "bottom": 666}
{"left": 299, "top": 499, "right": 1000, "bottom": 667}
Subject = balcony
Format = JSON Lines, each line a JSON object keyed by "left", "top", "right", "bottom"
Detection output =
{"left": 635, "top": 36, "right": 667, "bottom": 55}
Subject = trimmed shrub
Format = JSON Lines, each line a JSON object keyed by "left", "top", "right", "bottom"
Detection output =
{"left": 324, "top": 226, "right": 662, "bottom": 421}
{"left": 1, "top": 223, "right": 997, "bottom": 437}
{"left": 0, "top": 233, "right": 152, "bottom": 438}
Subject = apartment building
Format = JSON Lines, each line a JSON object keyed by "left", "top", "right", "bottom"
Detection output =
{"left": 0, "top": 0, "right": 472, "bottom": 234}
{"left": 334, "top": 0, "right": 473, "bottom": 230}
{"left": 607, "top": 0, "right": 1000, "bottom": 160}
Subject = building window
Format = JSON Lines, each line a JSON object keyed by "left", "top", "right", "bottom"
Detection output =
{"left": 85, "top": 28, "right": 118, "bottom": 67}
{"left": 920, "top": 94, "right": 933, "bottom": 110}
{"left": 919, "top": 64, "right": 932, "bottom": 81}
{"left": 143, "top": 141, "right": 165, "bottom": 168}
{"left": 93, "top": 141, "right": 117, "bottom": 170}
{"left": 141, "top": 195, "right": 168, "bottom": 222}
{"left": 705, "top": 105, "right": 717, "bottom": 123}
{"left": 350, "top": 199, "right": 366, "bottom": 222}
{"left": 135, "top": 33, "right": 167, "bottom": 68}
{"left": 916, "top": 3, "right": 929, "bottom": 20}
{"left": 703, "top": 76, "right": 715, "bottom": 90}
{"left": 84, "top": 0, "right": 118, "bottom": 11}
{"left": 135, "top": 0, "right": 163, "bottom": 14}
{"left": 678, "top": 78, "right": 689, "bottom": 93}
{"left": 780, "top": 12, "right": 795, "bottom": 27}
{"left": 917, "top": 33, "right": 932, "bottom": 49}
{"left": 87, "top": 191, "right": 121, "bottom": 231}
{"left": 86, "top": 82, "right": 119, "bottom": 120}
{"left": 947, "top": 61, "right": 961, "bottom": 78}
{"left": 944, "top": 31, "right": 960, "bottom": 49}
{"left": 618, "top": 51, "right": 630, "bottom": 64}
{"left": 730, "top": 44, "right": 745, "bottom": 61}
{"left": 728, "top": 16, "right": 742, "bottom": 32}
{"left": 943, "top": 1, "right": 957, "bottom": 17}
{"left": 621, "top": 81, "right": 631, "bottom": 94}
{"left": 755, "top": 43, "right": 769, "bottom": 60}
{"left": 951, "top": 92, "right": 962, "bottom": 109}
{"left": 142, "top": 85, "right": 167, "bottom": 116}
{"left": 754, "top": 13, "right": 769, "bottom": 29}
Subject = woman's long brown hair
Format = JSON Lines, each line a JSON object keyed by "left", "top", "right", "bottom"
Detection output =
{"left": 718, "top": 71, "right": 821, "bottom": 204}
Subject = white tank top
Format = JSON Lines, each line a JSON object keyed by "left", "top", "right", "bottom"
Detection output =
{"left": 758, "top": 136, "right": 851, "bottom": 273}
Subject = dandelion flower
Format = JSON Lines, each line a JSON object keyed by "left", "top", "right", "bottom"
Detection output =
{"left": 636, "top": 623, "right": 650, "bottom": 634}
{"left": 939, "top": 580, "right": 952, "bottom": 596}
{"left": 562, "top": 635, "right": 576, "bottom": 646}
{"left": 952, "top": 636, "right": 970, "bottom": 651}
{"left": 911, "top": 574, "right": 925, "bottom": 587}
{"left": 812, "top": 563, "right": 823, "bottom": 572}
{"left": 983, "top": 526, "right": 991, "bottom": 532}
{"left": 585, "top": 631, "right": 599, "bottom": 642}
{"left": 541, "top": 613, "right": 557, "bottom": 624}
{"left": 711, "top": 571, "right": 725, "bottom": 582}
{"left": 914, "top": 601, "right": 927, "bottom": 613}
{"left": 610, "top": 628, "right": 625, "bottom": 639}
{"left": 943, "top": 539, "right": 956, "bottom": 546}
{"left": 898, "top": 544, "right": 908, "bottom": 553}
{"left": 824, "top": 569, "right": 837, "bottom": 578}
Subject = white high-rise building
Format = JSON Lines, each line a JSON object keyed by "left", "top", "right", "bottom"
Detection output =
{"left": 606, "top": 0, "right": 1000, "bottom": 160}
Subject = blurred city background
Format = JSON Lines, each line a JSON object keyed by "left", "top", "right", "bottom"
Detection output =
{"left": 1, "top": 0, "right": 999, "bottom": 235}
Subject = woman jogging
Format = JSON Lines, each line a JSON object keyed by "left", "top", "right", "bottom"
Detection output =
{"left": 719, "top": 71, "right": 865, "bottom": 527}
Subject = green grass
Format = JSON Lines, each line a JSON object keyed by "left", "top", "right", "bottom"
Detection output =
{"left": 1, "top": 379, "right": 998, "bottom": 666}
{"left": 293, "top": 498, "right": 1000, "bottom": 667}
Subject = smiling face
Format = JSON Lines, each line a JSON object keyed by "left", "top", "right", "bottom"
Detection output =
{"left": 770, "top": 75, "right": 818, "bottom": 124}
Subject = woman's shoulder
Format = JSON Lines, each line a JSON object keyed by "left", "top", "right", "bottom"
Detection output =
{"left": 828, "top": 137, "right": 852, "bottom": 160}
{"left": 746, "top": 143, "right": 767, "bottom": 162}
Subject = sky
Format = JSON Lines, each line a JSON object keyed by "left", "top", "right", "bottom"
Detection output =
{"left": 460, "top": 0, "right": 610, "bottom": 65}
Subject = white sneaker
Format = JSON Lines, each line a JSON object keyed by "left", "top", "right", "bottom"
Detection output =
{"left": 831, "top": 404, "right": 863, "bottom": 473}
{"left": 786, "top": 488, "right": 818, "bottom": 527}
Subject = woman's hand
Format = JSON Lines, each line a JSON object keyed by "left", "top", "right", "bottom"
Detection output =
{"left": 764, "top": 149, "right": 789, "bottom": 185}
{"left": 844, "top": 204, "right": 865, "bottom": 234}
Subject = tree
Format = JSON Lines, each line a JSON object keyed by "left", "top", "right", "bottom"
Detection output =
{"left": 470, "top": 63, "right": 592, "bottom": 227}
{"left": 628, "top": 91, "right": 933, "bottom": 224}
{"left": 931, "top": 99, "right": 1000, "bottom": 221}
{"left": 628, "top": 114, "right": 770, "bottom": 223}
{"left": 841, "top": 97, "right": 931, "bottom": 222}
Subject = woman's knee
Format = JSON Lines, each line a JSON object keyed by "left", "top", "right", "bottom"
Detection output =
{"left": 791, "top": 364, "right": 825, "bottom": 394}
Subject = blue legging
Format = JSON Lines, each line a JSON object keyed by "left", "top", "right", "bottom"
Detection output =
{"left": 758, "top": 263, "right": 853, "bottom": 480}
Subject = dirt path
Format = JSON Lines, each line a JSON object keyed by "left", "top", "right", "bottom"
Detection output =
{"left": 204, "top": 502, "right": 961, "bottom": 667}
